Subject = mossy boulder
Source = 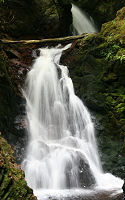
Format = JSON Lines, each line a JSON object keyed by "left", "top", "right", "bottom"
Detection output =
{"left": 62, "top": 7, "right": 125, "bottom": 178}
{"left": 0, "top": 134, "right": 36, "bottom": 199}
{"left": 0, "top": 0, "right": 72, "bottom": 39}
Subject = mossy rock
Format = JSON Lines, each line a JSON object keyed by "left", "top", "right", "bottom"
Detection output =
{"left": 0, "top": 134, "right": 36, "bottom": 200}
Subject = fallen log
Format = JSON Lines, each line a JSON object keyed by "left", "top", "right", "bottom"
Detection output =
{"left": 0, "top": 33, "right": 89, "bottom": 45}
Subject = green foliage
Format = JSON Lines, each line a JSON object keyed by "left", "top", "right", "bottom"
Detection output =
{"left": 99, "top": 42, "right": 125, "bottom": 63}
{"left": 116, "top": 103, "right": 125, "bottom": 114}
{"left": 100, "top": 44, "right": 119, "bottom": 60}
{"left": 105, "top": 92, "right": 125, "bottom": 118}
{"left": 116, "top": 49, "right": 125, "bottom": 63}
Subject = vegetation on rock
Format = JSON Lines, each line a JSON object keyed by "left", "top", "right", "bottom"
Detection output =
{"left": 62, "top": 7, "right": 125, "bottom": 178}
{"left": 0, "top": 134, "right": 36, "bottom": 199}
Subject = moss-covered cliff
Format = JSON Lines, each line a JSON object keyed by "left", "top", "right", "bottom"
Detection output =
{"left": 62, "top": 7, "right": 125, "bottom": 178}
{"left": 0, "top": 134, "right": 36, "bottom": 199}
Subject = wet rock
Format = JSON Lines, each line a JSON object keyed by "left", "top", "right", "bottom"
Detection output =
{"left": 78, "top": 158, "right": 95, "bottom": 188}
{"left": 66, "top": 153, "right": 95, "bottom": 188}
{"left": 123, "top": 180, "right": 125, "bottom": 193}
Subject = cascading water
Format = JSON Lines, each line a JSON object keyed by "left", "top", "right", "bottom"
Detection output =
{"left": 71, "top": 4, "right": 98, "bottom": 35}
{"left": 22, "top": 44, "right": 123, "bottom": 200}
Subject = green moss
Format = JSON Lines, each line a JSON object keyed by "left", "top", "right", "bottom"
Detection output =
{"left": 116, "top": 103, "right": 125, "bottom": 115}
{"left": 100, "top": 7, "right": 125, "bottom": 44}
{"left": 0, "top": 135, "right": 36, "bottom": 199}
{"left": 105, "top": 96, "right": 116, "bottom": 105}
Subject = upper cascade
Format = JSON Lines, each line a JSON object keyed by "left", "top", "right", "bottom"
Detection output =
{"left": 71, "top": 4, "right": 98, "bottom": 35}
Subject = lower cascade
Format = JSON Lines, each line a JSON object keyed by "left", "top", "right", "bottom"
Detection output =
{"left": 22, "top": 44, "right": 123, "bottom": 199}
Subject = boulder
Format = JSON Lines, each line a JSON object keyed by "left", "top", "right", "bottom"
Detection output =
{"left": 66, "top": 153, "right": 95, "bottom": 188}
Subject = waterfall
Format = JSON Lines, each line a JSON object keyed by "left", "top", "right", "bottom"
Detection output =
{"left": 71, "top": 4, "right": 98, "bottom": 34}
{"left": 22, "top": 44, "right": 123, "bottom": 199}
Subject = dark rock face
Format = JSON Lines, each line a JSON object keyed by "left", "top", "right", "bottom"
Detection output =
{"left": 0, "top": 50, "right": 16, "bottom": 136}
{"left": 0, "top": 0, "right": 72, "bottom": 39}
{"left": 62, "top": 7, "right": 125, "bottom": 178}
{"left": 0, "top": 47, "right": 28, "bottom": 164}
{"left": 52, "top": 0, "right": 72, "bottom": 36}
{"left": 72, "top": 0, "right": 125, "bottom": 27}
{"left": 78, "top": 158, "right": 95, "bottom": 188}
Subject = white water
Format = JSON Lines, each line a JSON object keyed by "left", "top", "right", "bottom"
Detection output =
{"left": 71, "top": 4, "right": 98, "bottom": 34}
{"left": 22, "top": 44, "right": 123, "bottom": 199}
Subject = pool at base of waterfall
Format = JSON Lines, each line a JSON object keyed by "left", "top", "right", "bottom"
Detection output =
{"left": 34, "top": 188, "right": 123, "bottom": 200}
